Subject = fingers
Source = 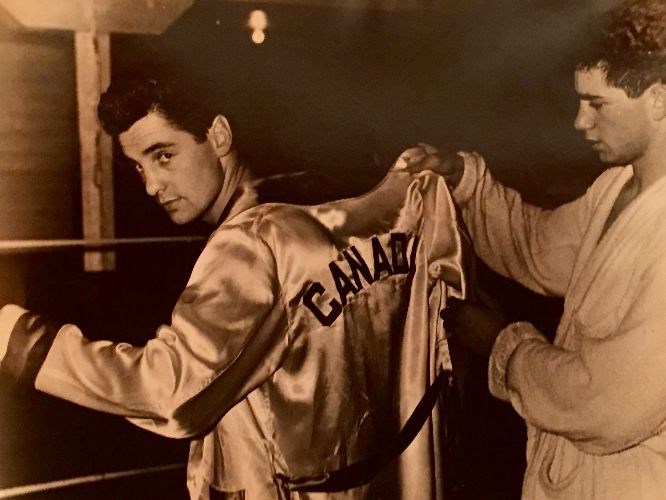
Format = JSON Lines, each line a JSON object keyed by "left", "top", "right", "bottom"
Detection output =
{"left": 440, "top": 299, "right": 507, "bottom": 356}
{"left": 439, "top": 298, "right": 470, "bottom": 332}
{"left": 440, "top": 297, "right": 462, "bottom": 319}
{"left": 406, "top": 150, "right": 464, "bottom": 178}
{"left": 442, "top": 299, "right": 507, "bottom": 332}
{"left": 391, "top": 147, "right": 428, "bottom": 171}
{"left": 392, "top": 145, "right": 465, "bottom": 189}
{"left": 391, "top": 145, "right": 448, "bottom": 172}
{"left": 417, "top": 142, "right": 439, "bottom": 155}
{"left": 406, "top": 153, "right": 444, "bottom": 175}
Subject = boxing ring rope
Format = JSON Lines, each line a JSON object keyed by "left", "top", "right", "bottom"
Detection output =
{"left": 0, "top": 236, "right": 207, "bottom": 254}
{"left": 0, "top": 463, "right": 186, "bottom": 498}
{"left": 0, "top": 237, "right": 199, "bottom": 496}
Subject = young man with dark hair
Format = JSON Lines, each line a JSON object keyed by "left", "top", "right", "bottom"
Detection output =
{"left": 419, "top": 0, "right": 666, "bottom": 497}
{"left": 0, "top": 72, "right": 466, "bottom": 499}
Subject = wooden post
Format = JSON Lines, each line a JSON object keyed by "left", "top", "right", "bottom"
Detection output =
{"left": 0, "top": 0, "right": 194, "bottom": 272}
{"left": 74, "top": 32, "right": 115, "bottom": 271}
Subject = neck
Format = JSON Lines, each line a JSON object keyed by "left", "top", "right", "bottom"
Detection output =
{"left": 631, "top": 138, "right": 666, "bottom": 192}
{"left": 203, "top": 151, "right": 257, "bottom": 225}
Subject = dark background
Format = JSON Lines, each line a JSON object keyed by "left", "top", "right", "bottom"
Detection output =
{"left": 0, "top": 0, "right": 619, "bottom": 498}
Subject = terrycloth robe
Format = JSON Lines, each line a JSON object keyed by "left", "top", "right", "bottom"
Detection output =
{"left": 454, "top": 152, "right": 666, "bottom": 499}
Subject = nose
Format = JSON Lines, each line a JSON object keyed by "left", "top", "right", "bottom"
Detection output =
{"left": 574, "top": 102, "right": 594, "bottom": 132}
{"left": 142, "top": 165, "right": 165, "bottom": 197}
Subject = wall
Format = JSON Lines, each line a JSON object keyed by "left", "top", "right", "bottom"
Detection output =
{"left": 0, "top": 30, "right": 79, "bottom": 240}
{"left": 0, "top": 28, "right": 79, "bottom": 307}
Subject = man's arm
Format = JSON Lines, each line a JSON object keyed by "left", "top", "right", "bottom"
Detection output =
{"left": 489, "top": 258, "right": 666, "bottom": 454}
{"left": 416, "top": 149, "right": 599, "bottom": 296}
{"left": 0, "top": 224, "right": 288, "bottom": 438}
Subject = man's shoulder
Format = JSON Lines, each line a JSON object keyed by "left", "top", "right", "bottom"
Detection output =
{"left": 216, "top": 203, "right": 333, "bottom": 252}
{"left": 210, "top": 170, "right": 432, "bottom": 257}
{"left": 245, "top": 203, "right": 327, "bottom": 230}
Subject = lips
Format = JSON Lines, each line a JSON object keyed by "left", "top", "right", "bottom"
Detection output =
{"left": 159, "top": 198, "right": 180, "bottom": 211}
{"left": 585, "top": 138, "right": 603, "bottom": 151}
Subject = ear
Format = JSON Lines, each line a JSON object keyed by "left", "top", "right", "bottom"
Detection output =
{"left": 208, "top": 115, "right": 233, "bottom": 156}
{"left": 647, "top": 83, "right": 666, "bottom": 121}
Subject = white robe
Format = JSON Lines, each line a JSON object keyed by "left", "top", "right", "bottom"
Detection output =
{"left": 454, "top": 152, "right": 666, "bottom": 499}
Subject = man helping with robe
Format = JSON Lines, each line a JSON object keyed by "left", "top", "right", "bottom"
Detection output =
{"left": 418, "top": 0, "right": 666, "bottom": 497}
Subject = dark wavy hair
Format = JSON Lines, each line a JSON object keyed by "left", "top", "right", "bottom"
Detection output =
{"left": 97, "top": 72, "right": 217, "bottom": 142}
{"left": 97, "top": 70, "right": 300, "bottom": 178}
{"left": 578, "top": 0, "right": 666, "bottom": 97}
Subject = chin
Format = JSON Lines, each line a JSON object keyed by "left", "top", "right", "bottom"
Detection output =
{"left": 597, "top": 151, "right": 619, "bottom": 165}
{"left": 168, "top": 212, "right": 197, "bottom": 225}
{"left": 599, "top": 154, "right": 634, "bottom": 167}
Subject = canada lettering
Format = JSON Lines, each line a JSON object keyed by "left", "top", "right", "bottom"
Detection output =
{"left": 303, "top": 233, "right": 418, "bottom": 326}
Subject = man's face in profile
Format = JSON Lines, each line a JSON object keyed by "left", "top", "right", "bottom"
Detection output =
{"left": 573, "top": 66, "right": 652, "bottom": 166}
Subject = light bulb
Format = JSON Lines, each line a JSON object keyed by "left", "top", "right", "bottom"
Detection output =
{"left": 252, "top": 29, "right": 265, "bottom": 44}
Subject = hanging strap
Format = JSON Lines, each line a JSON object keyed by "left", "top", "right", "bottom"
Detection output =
{"left": 275, "top": 369, "right": 451, "bottom": 493}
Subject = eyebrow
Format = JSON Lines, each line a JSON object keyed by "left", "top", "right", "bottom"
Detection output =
{"left": 577, "top": 93, "right": 604, "bottom": 100}
{"left": 142, "top": 142, "right": 175, "bottom": 156}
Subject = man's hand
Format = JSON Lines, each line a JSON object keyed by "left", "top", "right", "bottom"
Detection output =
{"left": 441, "top": 299, "right": 509, "bottom": 357}
{"left": 405, "top": 143, "right": 465, "bottom": 189}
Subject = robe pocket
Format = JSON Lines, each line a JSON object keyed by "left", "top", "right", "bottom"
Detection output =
{"left": 572, "top": 271, "right": 640, "bottom": 339}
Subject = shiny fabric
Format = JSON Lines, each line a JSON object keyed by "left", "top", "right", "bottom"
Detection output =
{"left": 1, "top": 310, "right": 58, "bottom": 384}
{"left": 456, "top": 152, "right": 666, "bottom": 499}
{"left": 0, "top": 168, "right": 466, "bottom": 499}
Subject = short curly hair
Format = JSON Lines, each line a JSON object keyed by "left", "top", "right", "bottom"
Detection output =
{"left": 578, "top": 0, "right": 666, "bottom": 97}
{"left": 97, "top": 72, "right": 217, "bottom": 141}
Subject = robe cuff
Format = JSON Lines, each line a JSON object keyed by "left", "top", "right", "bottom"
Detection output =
{"left": 488, "top": 321, "right": 544, "bottom": 402}
{"left": 0, "top": 305, "right": 60, "bottom": 386}
{"left": 452, "top": 151, "right": 484, "bottom": 204}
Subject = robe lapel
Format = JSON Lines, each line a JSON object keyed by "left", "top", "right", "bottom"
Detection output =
{"left": 556, "top": 167, "right": 632, "bottom": 342}
{"left": 559, "top": 167, "right": 666, "bottom": 344}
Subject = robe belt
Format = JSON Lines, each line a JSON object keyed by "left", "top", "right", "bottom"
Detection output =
{"left": 275, "top": 369, "right": 452, "bottom": 492}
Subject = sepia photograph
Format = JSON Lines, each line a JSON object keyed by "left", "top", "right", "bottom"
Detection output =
{"left": 0, "top": 0, "right": 664, "bottom": 498}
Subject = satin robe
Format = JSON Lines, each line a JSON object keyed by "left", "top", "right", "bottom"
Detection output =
{"left": 455, "top": 152, "right": 666, "bottom": 499}
{"left": 0, "top": 168, "right": 466, "bottom": 499}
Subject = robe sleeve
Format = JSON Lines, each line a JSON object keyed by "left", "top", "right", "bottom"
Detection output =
{"left": 452, "top": 151, "right": 596, "bottom": 296}
{"left": 489, "top": 255, "right": 666, "bottom": 455}
{"left": 0, "top": 224, "right": 289, "bottom": 438}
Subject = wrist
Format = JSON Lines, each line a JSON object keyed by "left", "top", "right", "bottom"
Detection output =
{"left": 445, "top": 153, "right": 465, "bottom": 189}
{"left": 488, "top": 321, "right": 542, "bottom": 401}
